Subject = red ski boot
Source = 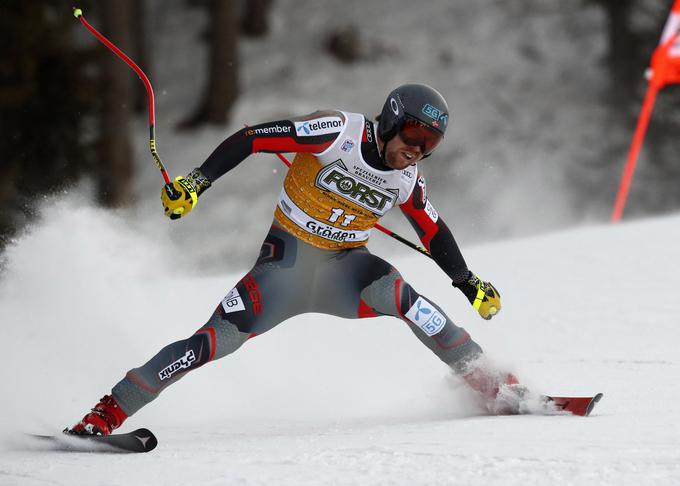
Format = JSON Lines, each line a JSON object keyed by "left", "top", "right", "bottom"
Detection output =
{"left": 463, "top": 367, "right": 528, "bottom": 415}
{"left": 65, "top": 395, "right": 127, "bottom": 436}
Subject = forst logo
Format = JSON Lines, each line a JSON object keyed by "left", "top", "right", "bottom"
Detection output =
{"left": 323, "top": 171, "right": 393, "bottom": 211}
{"left": 316, "top": 161, "right": 397, "bottom": 215}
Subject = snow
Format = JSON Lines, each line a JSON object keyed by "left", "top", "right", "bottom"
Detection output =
{"left": 2, "top": 0, "right": 680, "bottom": 484}
{"left": 1, "top": 196, "right": 680, "bottom": 485}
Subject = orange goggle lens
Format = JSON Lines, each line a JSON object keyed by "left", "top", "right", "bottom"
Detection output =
{"left": 398, "top": 118, "right": 443, "bottom": 155}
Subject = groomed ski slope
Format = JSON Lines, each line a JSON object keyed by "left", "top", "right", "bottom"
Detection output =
{"left": 1, "top": 199, "right": 679, "bottom": 485}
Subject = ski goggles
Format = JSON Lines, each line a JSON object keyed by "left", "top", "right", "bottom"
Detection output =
{"left": 398, "top": 118, "right": 444, "bottom": 155}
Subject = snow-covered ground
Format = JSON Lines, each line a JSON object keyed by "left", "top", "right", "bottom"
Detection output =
{"left": 1, "top": 197, "right": 679, "bottom": 485}
{"left": 2, "top": 1, "right": 678, "bottom": 484}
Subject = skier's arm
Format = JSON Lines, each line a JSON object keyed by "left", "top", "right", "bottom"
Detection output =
{"left": 161, "top": 111, "right": 343, "bottom": 220}
{"left": 200, "top": 111, "right": 343, "bottom": 183}
{"left": 399, "top": 174, "right": 501, "bottom": 320}
{"left": 399, "top": 174, "right": 469, "bottom": 281}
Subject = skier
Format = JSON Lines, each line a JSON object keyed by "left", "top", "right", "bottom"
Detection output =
{"left": 67, "top": 83, "right": 523, "bottom": 436}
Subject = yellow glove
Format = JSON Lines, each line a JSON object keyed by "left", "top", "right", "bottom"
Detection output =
{"left": 454, "top": 273, "right": 501, "bottom": 320}
{"left": 162, "top": 176, "right": 198, "bottom": 220}
{"left": 161, "top": 168, "right": 212, "bottom": 220}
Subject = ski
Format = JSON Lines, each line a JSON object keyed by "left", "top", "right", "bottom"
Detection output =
{"left": 28, "top": 428, "right": 157, "bottom": 453}
{"left": 544, "top": 393, "right": 603, "bottom": 416}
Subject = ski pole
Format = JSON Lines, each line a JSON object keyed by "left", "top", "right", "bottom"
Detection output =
{"left": 274, "top": 153, "right": 433, "bottom": 260}
{"left": 73, "top": 7, "right": 170, "bottom": 184}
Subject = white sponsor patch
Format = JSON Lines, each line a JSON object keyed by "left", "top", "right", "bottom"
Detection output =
{"left": 158, "top": 349, "right": 196, "bottom": 381}
{"left": 340, "top": 139, "right": 354, "bottom": 152}
{"left": 248, "top": 125, "right": 291, "bottom": 135}
{"left": 294, "top": 117, "right": 343, "bottom": 137}
{"left": 405, "top": 297, "right": 446, "bottom": 336}
{"left": 425, "top": 199, "right": 439, "bottom": 223}
{"left": 278, "top": 188, "right": 371, "bottom": 242}
{"left": 221, "top": 287, "right": 245, "bottom": 313}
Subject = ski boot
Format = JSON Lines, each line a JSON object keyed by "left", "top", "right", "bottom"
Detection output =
{"left": 463, "top": 367, "right": 529, "bottom": 415}
{"left": 65, "top": 395, "right": 127, "bottom": 436}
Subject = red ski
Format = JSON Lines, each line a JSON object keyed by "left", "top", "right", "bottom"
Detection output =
{"left": 544, "top": 393, "right": 603, "bottom": 416}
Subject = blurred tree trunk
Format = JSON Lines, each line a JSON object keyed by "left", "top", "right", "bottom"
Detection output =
{"left": 178, "top": 0, "right": 239, "bottom": 129}
{"left": 0, "top": 0, "right": 93, "bottom": 249}
{"left": 241, "top": 0, "right": 273, "bottom": 37}
{"left": 593, "top": 0, "right": 642, "bottom": 104}
{"left": 98, "top": 1, "right": 134, "bottom": 207}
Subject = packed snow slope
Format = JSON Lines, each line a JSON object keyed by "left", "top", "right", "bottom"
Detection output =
{"left": 0, "top": 197, "right": 679, "bottom": 485}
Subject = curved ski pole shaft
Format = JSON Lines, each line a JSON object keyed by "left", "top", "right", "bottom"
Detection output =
{"left": 274, "top": 154, "right": 433, "bottom": 259}
{"left": 276, "top": 153, "right": 292, "bottom": 168}
{"left": 73, "top": 7, "right": 170, "bottom": 184}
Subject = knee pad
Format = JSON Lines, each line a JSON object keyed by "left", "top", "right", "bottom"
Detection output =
{"left": 360, "top": 268, "right": 403, "bottom": 316}
{"left": 200, "top": 306, "right": 251, "bottom": 361}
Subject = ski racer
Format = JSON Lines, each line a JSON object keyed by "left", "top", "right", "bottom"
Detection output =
{"left": 67, "top": 83, "right": 523, "bottom": 436}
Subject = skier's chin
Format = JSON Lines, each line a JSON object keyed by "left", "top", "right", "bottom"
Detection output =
{"left": 385, "top": 157, "right": 415, "bottom": 170}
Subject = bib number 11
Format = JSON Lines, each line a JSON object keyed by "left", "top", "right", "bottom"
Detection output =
{"left": 328, "top": 208, "right": 356, "bottom": 227}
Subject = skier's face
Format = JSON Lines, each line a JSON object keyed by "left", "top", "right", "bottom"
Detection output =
{"left": 383, "top": 133, "right": 423, "bottom": 170}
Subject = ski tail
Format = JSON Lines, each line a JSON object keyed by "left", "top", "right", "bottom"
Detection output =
{"left": 28, "top": 428, "right": 157, "bottom": 453}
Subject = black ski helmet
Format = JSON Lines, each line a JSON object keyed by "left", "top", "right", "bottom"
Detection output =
{"left": 377, "top": 83, "right": 449, "bottom": 155}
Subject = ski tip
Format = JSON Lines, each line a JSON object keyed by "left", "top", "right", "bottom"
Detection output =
{"left": 544, "top": 393, "right": 604, "bottom": 417}
{"left": 585, "top": 393, "right": 604, "bottom": 416}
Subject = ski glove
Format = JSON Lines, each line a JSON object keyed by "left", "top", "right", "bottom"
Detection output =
{"left": 454, "top": 273, "right": 501, "bottom": 320}
{"left": 161, "top": 168, "right": 211, "bottom": 220}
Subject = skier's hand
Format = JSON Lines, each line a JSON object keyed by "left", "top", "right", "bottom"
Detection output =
{"left": 162, "top": 176, "right": 197, "bottom": 220}
{"left": 454, "top": 273, "right": 501, "bottom": 320}
{"left": 161, "top": 168, "right": 211, "bottom": 220}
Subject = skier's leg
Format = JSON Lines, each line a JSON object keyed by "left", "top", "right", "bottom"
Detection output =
{"left": 111, "top": 224, "right": 314, "bottom": 418}
{"left": 314, "top": 247, "right": 483, "bottom": 371}
{"left": 69, "top": 224, "right": 312, "bottom": 434}
{"left": 109, "top": 306, "right": 252, "bottom": 418}
{"left": 315, "top": 247, "right": 521, "bottom": 413}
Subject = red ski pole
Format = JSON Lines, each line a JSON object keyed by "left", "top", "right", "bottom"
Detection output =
{"left": 274, "top": 153, "right": 433, "bottom": 259}
{"left": 73, "top": 7, "right": 170, "bottom": 185}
